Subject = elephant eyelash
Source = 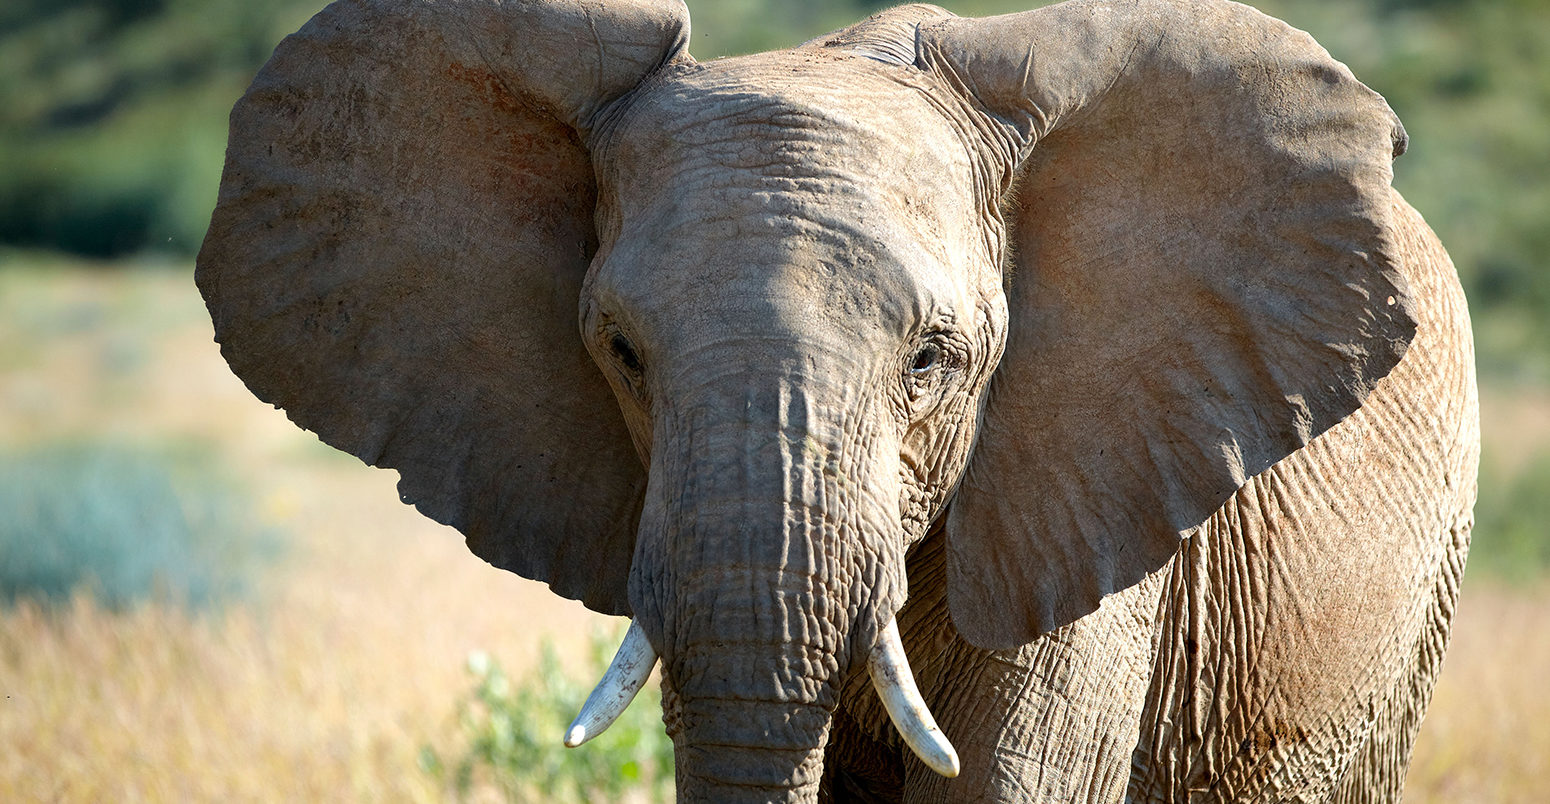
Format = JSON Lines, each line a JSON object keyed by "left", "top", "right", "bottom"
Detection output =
{"left": 907, "top": 332, "right": 965, "bottom": 377}
{"left": 903, "top": 334, "right": 966, "bottom": 413}
{"left": 610, "top": 332, "right": 644, "bottom": 374}
{"left": 597, "top": 324, "right": 650, "bottom": 405}
{"left": 910, "top": 343, "right": 942, "bottom": 375}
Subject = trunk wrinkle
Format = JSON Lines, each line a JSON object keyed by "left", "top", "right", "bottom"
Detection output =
{"left": 625, "top": 357, "right": 910, "bottom": 803}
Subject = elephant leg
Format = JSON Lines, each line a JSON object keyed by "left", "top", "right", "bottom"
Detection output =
{"left": 1326, "top": 517, "right": 1471, "bottom": 804}
{"left": 1127, "top": 196, "right": 1478, "bottom": 804}
{"left": 1127, "top": 482, "right": 1468, "bottom": 802}
{"left": 819, "top": 706, "right": 905, "bottom": 803}
{"left": 834, "top": 531, "right": 1169, "bottom": 803}
{"left": 911, "top": 573, "right": 1167, "bottom": 804}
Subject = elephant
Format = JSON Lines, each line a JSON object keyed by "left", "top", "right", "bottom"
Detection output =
{"left": 195, "top": 0, "right": 1479, "bottom": 800}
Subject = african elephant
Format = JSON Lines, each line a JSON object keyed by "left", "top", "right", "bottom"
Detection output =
{"left": 196, "top": 0, "right": 1478, "bottom": 800}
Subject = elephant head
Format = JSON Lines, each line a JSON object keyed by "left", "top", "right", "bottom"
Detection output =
{"left": 197, "top": 0, "right": 1413, "bottom": 799}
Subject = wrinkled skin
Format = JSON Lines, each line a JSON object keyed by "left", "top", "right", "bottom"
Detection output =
{"left": 196, "top": 0, "right": 1478, "bottom": 801}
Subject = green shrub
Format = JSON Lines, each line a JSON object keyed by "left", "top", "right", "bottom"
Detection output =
{"left": 422, "top": 633, "right": 675, "bottom": 803}
{"left": 0, "top": 440, "right": 279, "bottom": 610}
{"left": 1470, "top": 451, "right": 1550, "bottom": 582}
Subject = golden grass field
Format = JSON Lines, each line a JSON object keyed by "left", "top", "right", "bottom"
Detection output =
{"left": 2, "top": 262, "right": 1547, "bottom": 801}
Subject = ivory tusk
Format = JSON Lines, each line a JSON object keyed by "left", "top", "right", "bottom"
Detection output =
{"left": 563, "top": 620, "right": 658, "bottom": 748}
{"left": 868, "top": 618, "right": 961, "bottom": 778}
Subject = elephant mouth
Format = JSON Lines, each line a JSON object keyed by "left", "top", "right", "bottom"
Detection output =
{"left": 564, "top": 617, "right": 961, "bottom": 778}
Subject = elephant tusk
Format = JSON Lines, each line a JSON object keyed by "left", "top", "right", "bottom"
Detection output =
{"left": 869, "top": 618, "right": 961, "bottom": 778}
{"left": 563, "top": 619, "right": 658, "bottom": 748}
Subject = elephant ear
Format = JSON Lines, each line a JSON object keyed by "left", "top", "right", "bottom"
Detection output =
{"left": 920, "top": 0, "right": 1414, "bottom": 648}
{"left": 799, "top": 3, "right": 951, "bottom": 65}
{"left": 196, "top": 0, "right": 689, "bottom": 615}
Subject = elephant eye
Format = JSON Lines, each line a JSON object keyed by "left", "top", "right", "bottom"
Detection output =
{"left": 910, "top": 343, "right": 941, "bottom": 375}
{"left": 611, "top": 332, "right": 643, "bottom": 374}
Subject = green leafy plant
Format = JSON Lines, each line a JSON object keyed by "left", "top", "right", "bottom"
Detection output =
{"left": 422, "top": 632, "right": 675, "bottom": 803}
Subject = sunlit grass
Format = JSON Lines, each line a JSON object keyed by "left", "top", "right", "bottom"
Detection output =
{"left": 1406, "top": 582, "right": 1550, "bottom": 802}
{"left": 0, "top": 593, "right": 667, "bottom": 801}
{"left": 0, "top": 593, "right": 450, "bottom": 801}
{"left": 3, "top": 576, "right": 1543, "bottom": 801}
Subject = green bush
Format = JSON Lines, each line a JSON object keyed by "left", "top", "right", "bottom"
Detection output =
{"left": 0, "top": 440, "right": 279, "bottom": 610}
{"left": 422, "top": 633, "right": 675, "bottom": 803}
{"left": 1470, "top": 451, "right": 1550, "bottom": 582}
{"left": 0, "top": 0, "right": 319, "bottom": 257}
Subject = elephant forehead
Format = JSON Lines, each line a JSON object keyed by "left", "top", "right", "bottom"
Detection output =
{"left": 585, "top": 52, "right": 989, "bottom": 341}
{"left": 598, "top": 51, "right": 976, "bottom": 223}
{"left": 596, "top": 201, "right": 949, "bottom": 341}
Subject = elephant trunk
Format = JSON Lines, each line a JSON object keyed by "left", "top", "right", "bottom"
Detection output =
{"left": 623, "top": 373, "right": 905, "bottom": 802}
{"left": 654, "top": 532, "right": 869, "bottom": 802}
{"left": 664, "top": 662, "right": 834, "bottom": 800}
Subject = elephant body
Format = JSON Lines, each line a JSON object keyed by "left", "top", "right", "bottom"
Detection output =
{"left": 830, "top": 197, "right": 1478, "bottom": 802}
{"left": 196, "top": 0, "right": 1478, "bottom": 801}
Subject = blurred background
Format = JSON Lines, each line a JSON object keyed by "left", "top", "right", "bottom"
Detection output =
{"left": 1, "top": 0, "right": 1545, "bottom": 800}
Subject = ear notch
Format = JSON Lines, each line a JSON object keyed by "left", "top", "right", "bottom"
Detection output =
{"left": 919, "top": 0, "right": 1415, "bottom": 648}
{"left": 196, "top": 0, "right": 689, "bottom": 615}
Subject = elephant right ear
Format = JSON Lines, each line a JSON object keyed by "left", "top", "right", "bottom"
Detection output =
{"left": 196, "top": 0, "right": 690, "bottom": 615}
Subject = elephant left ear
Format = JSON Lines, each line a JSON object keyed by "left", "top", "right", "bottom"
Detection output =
{"left": 922, "top": 0, "right": 1415, "bottom": 649}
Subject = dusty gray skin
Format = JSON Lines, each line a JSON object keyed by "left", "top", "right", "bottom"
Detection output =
{"left": 197, "top": 0, "right": 1478, "bottom": 801}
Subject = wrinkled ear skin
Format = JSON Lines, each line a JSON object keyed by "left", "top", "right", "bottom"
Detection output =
{"left": 195, "top": 0, "right": 689, "bottom": 616}
{"left": 921, "top": 0, "right": 1416, "bottom": 649}
{"left": 799, "top": 3, "right": 952, "bottom": 66}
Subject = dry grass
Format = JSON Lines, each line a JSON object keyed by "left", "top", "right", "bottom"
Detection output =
{"left": 1406, "top": 581, "right": 1550, "bottom": 803}
{"left": 1, "top": 262, "right": 1546, "bottom": 801}
{"left": 0, "top": 559, "right": 612, "bottom": 801}
{"left": 0, "top": 261, "right": 616, "bottom": 800}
